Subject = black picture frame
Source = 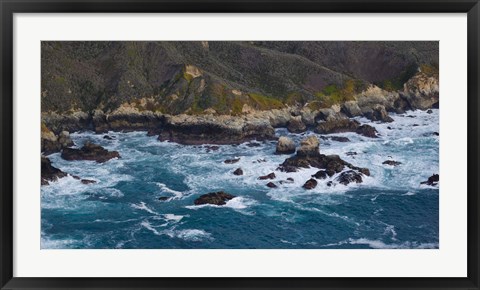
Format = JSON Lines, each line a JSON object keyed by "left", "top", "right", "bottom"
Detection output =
{"left": 1, "top": 0, "right": 479, "bottom": 289}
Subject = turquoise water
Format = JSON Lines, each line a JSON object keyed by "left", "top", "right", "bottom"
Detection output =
{"left": 41, "top": 110, "right": 439, "bottom": 249}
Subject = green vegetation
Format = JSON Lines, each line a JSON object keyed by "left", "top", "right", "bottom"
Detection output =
{"left": 311, "top": 79, "right": 361, "bottom": 108}
{"left": 420, "top": 63, "right": 439, "bottom": 78}
{"left": 379, "top": 63, "right": 418, "bottom": 91}
{"left": 248, "top": 93, "right": 284, "bottom": 110}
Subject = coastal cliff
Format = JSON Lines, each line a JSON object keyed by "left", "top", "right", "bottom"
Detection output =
{"left": 41, "top": 41, "right": 439, "bottom": 150}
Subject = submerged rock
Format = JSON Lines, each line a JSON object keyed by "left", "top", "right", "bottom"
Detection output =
{"left": 103, "top": 135, "right": 115, "bottom": 140}
{"left": 158, "top": 196, "right": 170, "bottom": 201}
{"left": 61, "top": 141, "right": 120, "bottom": 163}
{"left": 421, "top": 174, "right": 439, "bottom": 186}
{"left": 41, "top": 156, "right": 67, "bottom": 185}
{"left": 383, "top": 160, "right": 402, "bottom": 166}
{"left": 330, "top": 136, "right": 350, "bottom": 142}
{"left": 194, "top": 191, "right": 236, "bottom": 205}
{"left": 233, "top": 168, "right": 244, "bottom": 175}
{"left": 303, "top": 178, "right": 318, "bottom": 189}
{"left": 336, "top": 170, "right": 364, "bottom": 185}
{"left": 259, "top": 173, "right": 276, "bottom": 180}
{"left": 312, "top": 170, "right": 328, "bottom": 179}
{"left": 81, "top": 179, "right": 97, "bottom": 184}
{"left": 224, "top": 158, "right": 240, "bottom": 164}
{"left": 275, "top": 136, "right": 296, "bottom": 155}
{"left": 266, "top": 182, "right": 278, "bottom": 188}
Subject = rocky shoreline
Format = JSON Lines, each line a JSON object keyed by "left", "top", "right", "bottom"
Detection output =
{"left": 41, "top": 71, "right": 438, "bottom": 151}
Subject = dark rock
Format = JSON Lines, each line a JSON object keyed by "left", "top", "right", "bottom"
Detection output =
{"left": 278, "top": 165, "right": 298, "bottom": 173}
{"left": 275, "top": 136, "right": 296, "bottom": 155}
{"left": 259, "top": 172, "right": 276, "bottom": 180}
{"left": 61, "top": 141, "right": 120, "bottom": 163}
{"left": 421, "top": 174, "right": 439, "bottom": 186}
{"left": 393, "top": 96, "right": 411, "bottom": 114}
{"left": 205, "top": 145, "right": 220, "bottom": 152}
{"left": 81, "top": 179, "right": 97, "bottom": 184}
{"left": 346, "top": 152, "right": 357, "bottom": 156}
{"left": 256, "top": 158, "right": 267, "bottom": 163}
{"left": 387, "top": 126, "right": 393, "bottom": 130}
{"left": 246, "top": 142, "right": 262, "bottom": 147}
{"left": 433, "top": 132, "right": 439, "bottom": 136}
{"left": 412, "top": 124, "right": 420, "bottom": 127}
{"left": 315, "top": 119, "right": 360, "bottom": 135}
{"left": 41, "top": 156, "right": 67, "bottom": 185}
{"left": 103, "top": 135, "right": 115, "bottom": 140}
{"left": 287, "top": 116, "right": 307, "bottom": 133}
{"left": 279, "top": 178, "right": 294, "bottom": 184}
{"left": 336, "top": 170, "right": 364, "bottom": 185}
{"left": 158, "top": 115, "right": 275, "bottom": 145}
{"left": 266, "top": 182, "right": 278, "bottom": 188}
{"left": 280, "top": 153, "right": 369, "bottom": 179}
{"left": 330, "top": 136, "right": 350, "bottom": 142}
{"left": 194, "top": 191, "right": 236, "bottom": 205}
{"left": 383, "top": 160, "right": 402, "bottom": 166}
{"left": 312, "top": 170, "right": 328, "bottom": 179}
{"left": 303, "top": 178, "right": 318, "bottom": 189}
{"left": 158, "top": 196, "right": 170, "bottom": 201}
{"left": 364, "top": 105, "right": 394, "bottom": 123}
{"left": 356, "top": 125, "right": 378, "bottom": 138}
{"left": 233, "top": 168, "right": 244, "bottom": 175}
{"left": 426, "top": 109, "right": 433, "bottom": 114}
{"left": 224, "top": 158, "right": 240, "bottom": 164}
{"left": 146, "top": 130, "right": 159, "bottom": 137}
{"left": 315, "top": 119, "right": 378, "bottom": 138}
{"left": 358, "top": 168, "right": 371, "bottom": 176}
{"left": 326, "top": 181, "right": 334, "bottom": 187}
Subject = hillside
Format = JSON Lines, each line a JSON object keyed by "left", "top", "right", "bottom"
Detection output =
{"left": 41, "top": 41, "right": 438, "bottom": 115}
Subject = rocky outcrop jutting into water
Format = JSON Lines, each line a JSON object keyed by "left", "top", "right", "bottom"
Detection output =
{"left": 278, "top": 136, "right": 370, "bottom": 186}
{"left": 41, "top": 156, "right": 67, "bottom": 185}
{"left": 61, "top": 141, "right": 120, "bottom": 163}
{"left": 158, "top": 114, "right": 275, "bottom": 145}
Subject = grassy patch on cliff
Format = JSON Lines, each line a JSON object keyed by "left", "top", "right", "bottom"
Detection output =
{"left": 309, "top": 79, "right": 362, "bottom": 109}
{"left": 248, "top": 93, "right": 284, "bottom": 110}
{"left": 379, "top": 63, "right": 418, "bottom": 91}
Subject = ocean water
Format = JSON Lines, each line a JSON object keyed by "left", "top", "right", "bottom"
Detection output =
{"left": 41, "top": 109, "right": 439, "bottom": 249}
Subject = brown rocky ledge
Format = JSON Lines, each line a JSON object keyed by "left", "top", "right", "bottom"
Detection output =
{"left": 158, "top": 114, "right": 275, "bottom": 145}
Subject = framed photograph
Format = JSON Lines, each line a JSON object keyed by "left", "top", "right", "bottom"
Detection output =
{"left": 1, "top": 0, "right": 479, "bottom": 289}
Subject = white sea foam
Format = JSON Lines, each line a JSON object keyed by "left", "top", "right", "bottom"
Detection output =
{"left": 140, "top": 220, "right": 212, "bottom": 242}
{"left": 41, "top": 235, "right": 77, "bottom": 249}
{"left": 131, "top": 202, "right": 157, "bottom": 215}
{"left": 347, "top": 238, "right": 438, "bottom": 249}
{"left": 156, "top": 182, "right": 184, "bottom": 199}
{"left": 163, "top": 214, "right": 184, "bottom": 222}
{"left": 403, "top": 191, "right": 416, "bottom": 196}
